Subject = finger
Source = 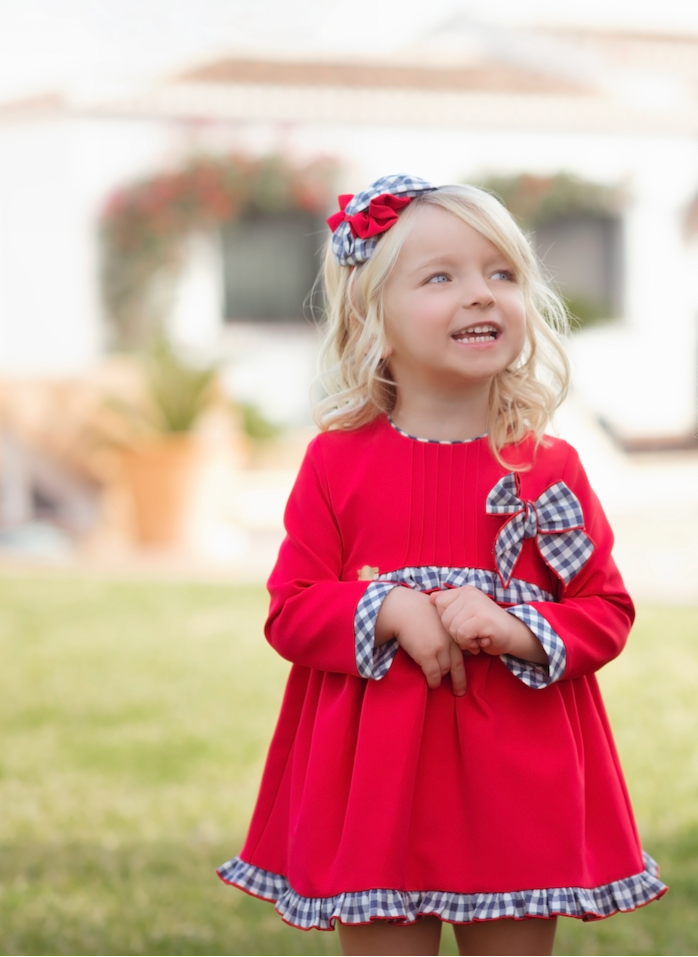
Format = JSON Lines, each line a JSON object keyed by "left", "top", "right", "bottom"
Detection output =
{"left": 439, "top": 603, "right": 473, "bottom": 635}
{"left": 436, "top": 645, "right": 453, "bottom": 677}
{"left": 444, "top": 606, "right": 478, "bottom": 634}
{"left": 446, "top": 614, "right": 481, "bottom": 650}
{"left": 437, "top": 603, "right": 458, "bottom": 632}
{"left": 421, "top": 660, "right": 443, "bottom": 689}
{"left": 433, "top": 588, "right": 461, "bottom": 611}
{"left": 456, "top": 614, "right": 489, "bottom": 645}
{"left": 449, "top": 643, "right": 467, "bottom": 696}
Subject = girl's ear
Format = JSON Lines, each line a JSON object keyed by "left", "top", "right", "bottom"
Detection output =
{"left": 379, "top": 327, "right": 393, "bottom": 360}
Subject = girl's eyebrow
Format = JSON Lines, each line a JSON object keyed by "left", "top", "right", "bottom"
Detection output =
{"left": 412, "top": 254, "right": 459, "bottom": 268}
{"left": 404, "top": 254, "right": 460, "bottom": 275}
{"left": 407, "top": 253, "right": 512, "bottom": 274}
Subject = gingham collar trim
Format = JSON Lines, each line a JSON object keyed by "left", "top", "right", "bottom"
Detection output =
{"left": 388, "top": 416, "right": 487, "bottom": 445}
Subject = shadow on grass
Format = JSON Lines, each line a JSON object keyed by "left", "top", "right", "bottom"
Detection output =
{"left": 0, "top": 831, "right": 695, "bottom": 956}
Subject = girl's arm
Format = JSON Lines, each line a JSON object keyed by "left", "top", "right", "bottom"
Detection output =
{"left": 516, "top": 443, "right": 635, "bottom": 682}
{"left": 264, "top": 438, "right": 371, "bottom": 676}
{"left": 433, "top": 443, "right": 634, "bottom": 688}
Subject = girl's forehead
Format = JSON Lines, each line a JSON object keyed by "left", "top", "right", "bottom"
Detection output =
{"left": 396, "top": 204, "right": 507, "bottom": 265}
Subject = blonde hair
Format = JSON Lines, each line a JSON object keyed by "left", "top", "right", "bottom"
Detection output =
{"left": 313, "top": 184, "right": 570, "bottom": 465}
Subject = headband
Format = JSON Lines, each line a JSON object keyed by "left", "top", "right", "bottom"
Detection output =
{"left": 326, "top": 173, "right": 436, "bottom": 266}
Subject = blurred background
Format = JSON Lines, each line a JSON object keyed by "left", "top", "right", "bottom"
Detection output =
{"left": 1, "top": 1, "right": 697, "bottom": 955}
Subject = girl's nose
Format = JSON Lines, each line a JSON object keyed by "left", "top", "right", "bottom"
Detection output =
{"left": 462, "top": 275, "right": 495, "bottom": 309}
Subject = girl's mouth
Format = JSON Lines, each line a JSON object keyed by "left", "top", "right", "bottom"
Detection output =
{"left": 451, "top": 324, "right": 500, "bottom": 343}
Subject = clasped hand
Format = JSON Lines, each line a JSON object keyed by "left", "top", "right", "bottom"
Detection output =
{"left": 430, "top": 585, "right": 521, "bottom": 657}
{"left": 374, "top": 585, "right": 546, "bottom": 696}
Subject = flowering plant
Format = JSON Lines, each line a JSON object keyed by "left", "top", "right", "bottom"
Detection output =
{"left": 479, "top": 172, "right": 624, "bottom": 230}
{"left": 478, "top": 172, "right": 625, "bottom": 326}
{"left": 100, "top": 153, "right": 337, "bottom": 346}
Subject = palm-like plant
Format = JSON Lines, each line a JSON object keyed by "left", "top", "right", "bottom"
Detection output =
{"left": 143, "top": 336, "right": 218, "bottom": 434}
{"left": 103, "top": 336, "right": 218, "bottom": 445}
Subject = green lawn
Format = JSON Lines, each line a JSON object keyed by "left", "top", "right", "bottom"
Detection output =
{"left": 0, "top": 576, "right": 696, "bottom": 955}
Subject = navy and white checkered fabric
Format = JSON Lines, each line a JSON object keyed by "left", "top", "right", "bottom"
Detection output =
{"left": 487, "top": 473, "right": 595, "bottom": 587}
{"left": 374, "top": 566, "right": 555, "bottom": 603}
{"left": 330, "top": 174, "right": 436, "bottom": 266}
{"left": 388, "top": 416, "right": 486, "bottom": 445}
{"left": 353, "top": 567, "right": 558, "bottom": 682}
{"left": 503, "top": 605, "right": 566, "bottom": 688}
{"left": 355, "top": 581, "right": 400, "bottom": 679}
{"left": 217, "top": 852, "right": 666, "bottom": 930}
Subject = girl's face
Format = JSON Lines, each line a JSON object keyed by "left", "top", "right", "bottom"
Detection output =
{"left": 382, "top": 205, "right": 526, "bottom": 398}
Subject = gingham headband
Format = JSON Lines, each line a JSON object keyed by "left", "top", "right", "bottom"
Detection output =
{"left": 326, "top": 173, "right": 436, "bottom": 266}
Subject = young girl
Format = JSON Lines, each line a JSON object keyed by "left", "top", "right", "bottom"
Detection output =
{"left": 217, "top": 174, "right": 667, "bottom": 956}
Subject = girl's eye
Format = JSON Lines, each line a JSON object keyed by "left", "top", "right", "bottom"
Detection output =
{"left": 491, "top": 269, "right": 515, "bottom": 281}
{"left": 426, "top": 273, "right": 449, "bottom": 284}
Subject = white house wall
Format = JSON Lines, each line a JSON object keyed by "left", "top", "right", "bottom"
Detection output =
{"left": 0, "top": 106, "right": 696, "bottom": 435}
{"left": 0, "top": 112, "right": 192, "bottom": 374}
{"left": 0, "top": 116, "right": 97, "bottom": 374}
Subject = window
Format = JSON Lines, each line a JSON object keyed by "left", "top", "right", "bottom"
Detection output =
{"left": 534, "top": 215, "right": 623, "bottom": 324}
{"left": 222, "top": 212, "right": 325, "bottom": 322}
{"left": 477, "top": 173, "right": 625, "bottom": 327}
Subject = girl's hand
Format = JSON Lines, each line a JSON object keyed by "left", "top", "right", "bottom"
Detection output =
{"left": 374, "top": 587, "right": 467, "bottom": 695}
{"left": 430, "top": 586, "right": 549, "bottom": 665}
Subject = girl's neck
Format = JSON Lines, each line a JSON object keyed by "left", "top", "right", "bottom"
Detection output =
{"left": 390, "top": 387, "right": 490, "bottom": 443}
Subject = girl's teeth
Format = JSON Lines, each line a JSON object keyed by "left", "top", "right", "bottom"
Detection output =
{"left": 453, "top": 325, "right": 497, "bottom": 342}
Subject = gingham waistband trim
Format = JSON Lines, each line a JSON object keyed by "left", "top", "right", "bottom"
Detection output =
{"left": 216, "top": 852, "right": 666, "bottom": 930}
{"left": 353, "top": 568, "right": 564, "bottom": 686}
{"left": 372, "top": 565, "right": 555, "bottom": 603}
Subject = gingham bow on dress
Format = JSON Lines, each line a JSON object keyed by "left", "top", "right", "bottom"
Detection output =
{"left": 486, "top": 473, "right": 594, "bottom": 588}
{"left": 327, "top": 173, "right": 436, "bottom": 266}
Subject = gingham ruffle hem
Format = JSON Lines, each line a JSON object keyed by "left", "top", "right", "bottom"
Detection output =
{"left": 216, "top": 852, "right": 666, "bottom": 930}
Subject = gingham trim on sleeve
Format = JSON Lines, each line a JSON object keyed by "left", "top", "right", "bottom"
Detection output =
{"left": 502, "top": 605, "right": 567, "bottom": 688}
{"left": 354, "top": 581, "right": 400, "bottom": 679}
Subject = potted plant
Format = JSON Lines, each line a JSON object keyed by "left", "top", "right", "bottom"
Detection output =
{"left": 107, "top": 336, "right": 218, "bottom": 546}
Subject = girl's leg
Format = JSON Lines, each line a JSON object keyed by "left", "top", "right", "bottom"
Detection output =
{"left": 453, "top": 916, "right": 557, "bottom": 956}
{"left": 338, "top": 915, "right": 442, "bottom": 956}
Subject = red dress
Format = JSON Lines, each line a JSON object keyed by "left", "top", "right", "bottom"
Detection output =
{"left": 218, "top": 416, "right": 666, "bottom": 929}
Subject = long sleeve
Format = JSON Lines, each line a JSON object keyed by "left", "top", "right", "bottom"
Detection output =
{"left": 264, "top": 437, "right": 372, "bottom": 675}
{"left": 522, "top": 444, "right": 635, "bottom": 681}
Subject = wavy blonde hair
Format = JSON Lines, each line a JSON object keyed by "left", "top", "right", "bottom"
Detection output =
{"left": 313, "top": 184, "right": 570, "bottom": 464}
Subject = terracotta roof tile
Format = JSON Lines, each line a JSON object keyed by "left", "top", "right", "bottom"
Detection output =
{"left": 179, "top": 58, "right": 587, "bottom": 96}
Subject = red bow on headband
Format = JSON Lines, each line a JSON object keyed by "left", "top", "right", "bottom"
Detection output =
{"left": 327, "top": 192, "right": 413, "bottom": 238}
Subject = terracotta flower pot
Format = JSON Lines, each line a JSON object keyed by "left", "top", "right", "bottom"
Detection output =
{"left": 119, "top": 435, "right": 200, "bottom": 545}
